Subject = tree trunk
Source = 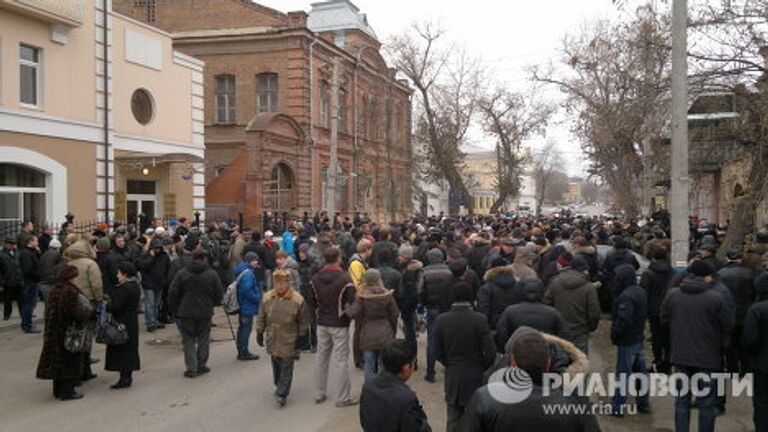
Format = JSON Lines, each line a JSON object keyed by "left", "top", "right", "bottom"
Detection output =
{"left": 490, "top": 191, "right": 509, "bottom": 214}
{"left": 717, "top": 194, "right": 759, "bottom": 262}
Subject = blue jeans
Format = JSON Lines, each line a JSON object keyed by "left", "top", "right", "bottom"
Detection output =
{"left": 237, "top": 314, "right": 254, "bottom": 355}
{"left": 143, "top": 289, "right": 158, "bottom": 328}
{"left": 675, "top": 366, "right": 717, "bottom": 432}
{"left": 426, "top": 308, "right": 440, "bottom": 377}
{"left": 21, "top": 282, "right": 38, "bottom": 331}
{"left": 363, "top": 350, "right": 381, "bottom": 381}
{"left": 611, "top": 342, "right": 650, "bottom": 414}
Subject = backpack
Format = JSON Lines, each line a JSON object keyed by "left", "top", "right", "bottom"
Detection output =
{"left": 222, "top": 268, "right": 250, "bottom": 315}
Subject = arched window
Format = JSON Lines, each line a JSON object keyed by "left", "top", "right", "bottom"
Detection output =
{"left": 265, "top": 163, "right": 294, "bottom": 211}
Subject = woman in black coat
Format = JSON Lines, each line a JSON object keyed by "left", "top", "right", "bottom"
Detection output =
{"left": 36, "top": 265, "right": 94, "bottom": 400}
{"left": 105, "top": 261, "right": 141, "bottom": 389}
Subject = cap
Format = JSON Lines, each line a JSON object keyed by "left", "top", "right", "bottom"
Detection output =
{"left": 154, "top": 227, "right": 166, "bottom": 235}
{"left": 264, "top": 230, "right": 274, "bottom": 238}
{"left": 362, "top": 268, "right": 383, "bottom": 287}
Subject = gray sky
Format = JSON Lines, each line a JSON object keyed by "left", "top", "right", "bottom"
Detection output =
{"left": 258, "top": 0, "right": 628, "bottom": 176}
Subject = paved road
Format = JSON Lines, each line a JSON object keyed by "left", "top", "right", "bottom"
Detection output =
{"left": 0, "top": 311, "right": 755, "bottom": 432}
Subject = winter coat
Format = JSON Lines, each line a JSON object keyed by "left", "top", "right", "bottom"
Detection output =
{"left": 0, "top": 248, "right": 22, "bottom": 288}
{"left": 495, "top": 278, "right": 566, "bottom": 350}
{"left": 660, "top": 275, "right": 736, "bottom": 370}
{"left": 398, "top": 260, "right": 423, "bottom": 314}
{"left": 463, "top": 384, "right": 600, "bottom": 432}
{"left": 39, "top": 249, "right": 64, "bottom": 285}
{"left": 743, "top": 272, "right": 768, "bottom": 373}
{"left": 420, "top": 263, "right": 454, "bottom": 312}
{"left": 481, "top": 247, "right": 515, "bottom": 276}
{"left": 574, "top": 245, "right": 600, "bottom": 280}
{"left": 640, "top": 259, "right": 674, "bottom": 322}
{"left": 360, "top": 371, "right": 432, "bottom": 432}
{"left": 345, "top": 283, "right": 399, "bottom": 351}
{"left": 64, "top": 241, "right": 103, "bottom": 301}
{"left": 228, "top": 236, "right": 247, "bottom": 269}
{"left": 476, "top": 266, "right": 524, "bottom": 330}
{"left": 544, "top": 269, "right": 601, "bottom": 340}
{"left": 371, "top": 240, "right": 399, "bottom": 269}
{"left": 717, "top": 263, "right": 755, "bottom": 326}
{"left": 435, "top": 304, "right": 497, "bottom": 406}
{"left": 256, "top": 287, "right": 309, "bottom": 359}
{"left": 234, "top": 261, "right": 261, "bottom": 317}
{"left": 378, "top": 264, "right": 404, "bottom": 299}
{"left": 611, "top": 264, "right": 648, "bottom": 346}
{"left": 168, "top": 260, "right": 223, "bottom": 319}
{"left": 602, "top": 248, "right": 640, "bottom": 296}
{"left": 281, "top": 231, "right": 295, "bottom": 259}
{"left": 104, "top": 247, "right": 130, "bottom": 288}
{"left": 36, "top": 280, "right": 93, "bottom": 380}
{"left": 309, "top": 266, "right": 356, "bottom": 327}
{"left": 511, "top": 247, "right": 537, "bottom": 281}
{"left": 18, "top": 246, "right": 41, "bottom": 284}
{"left": 467, "top": 242, "right": 492, "bottom": 276}
{"left": 137, "top": 250, "right": 170, "bottom": 293}
{"left": 105, "top": 278, "right": 141, "bottom": 372}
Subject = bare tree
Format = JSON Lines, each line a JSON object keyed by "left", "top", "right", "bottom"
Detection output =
{"left": 387, "top": 22, "right": 483, "bottom": 214}
{"left": 478, "top": 87, "right": 553, "bottom": 213}
{"left": 533, "top": 140, "right": 566, "bottom": 214}
{"left": 532, "top": 5, "right": 670, "bottom": 216}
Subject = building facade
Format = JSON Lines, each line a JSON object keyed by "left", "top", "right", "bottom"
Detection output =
{"left": 114, "top": 0, "right": 413, "bottom": 228}
{"left": 0, "top": 0, "right": 205, "bottom": 230}
{"left": 463, "top": 149, "right": 537, "bottom": 215}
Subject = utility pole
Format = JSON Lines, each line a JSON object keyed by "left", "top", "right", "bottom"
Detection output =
{"left": 670, "top": 0, "right": 690, "bottom": 268}
{"left": 327, "top": 57, "right": 341, "bottom": 216}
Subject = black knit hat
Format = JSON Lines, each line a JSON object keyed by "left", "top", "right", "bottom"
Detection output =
{"left": 690, "top": 260, "right": 715, "bottom": 277}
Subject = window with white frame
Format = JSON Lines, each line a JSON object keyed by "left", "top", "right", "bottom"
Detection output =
{"left": 20, "top": 44, "right": 41, "bottom": 106}
{"left": 257, "top": 73, "right": 278, "bottom": 113}
{"left": 215, "top": 74, "right": 236, "bottom": 124}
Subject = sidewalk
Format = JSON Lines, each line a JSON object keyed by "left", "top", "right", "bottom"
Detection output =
{"left": 0, "top": 314, "right": 43, "bottom": 334}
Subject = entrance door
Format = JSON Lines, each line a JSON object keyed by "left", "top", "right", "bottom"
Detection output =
{"left": 126, "top": 179, "right": 157, "bottom": 224}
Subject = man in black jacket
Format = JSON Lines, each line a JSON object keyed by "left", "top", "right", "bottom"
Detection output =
{"left": 1, "top": 237, "right": 23, "bottom": 321}
{"left": 495, "top": 277, "right": 565, "bottom": 351}
{"left": 435, "top": 283, "right": 496, "bottom": 432}
{"left": 359, "top": 339, "right": 431, "bottom": 432}
{"left": 717, "top": 248, "right": 755, "bottom": 375}
{"left": 138, "top": 238, "right": 170, "bottom": 332}
{"left": 420, "top": 248, "right": 453, "bottom": 383}
{"left": 462, "top": 330, "right": 600, "bottom": 431}
{"left": 660, "top": 260, "right": 735, "bottom": 432}
{"left": 168, "top": 249, "right": 223, "bottom": 378}
{"left": 17, "top": 234, "right": 41, "bottom": 333}
{"left": 601, "top": 237, "right": 640, "bottom": 312}
{"left": 640, "top": 248, "right": 674, "bottom": 373}
{"left": 476, "top": 259, "right": 523, "bottom": 332}
{"left": 743, "top": 272, "right": 768, "bottom": 432}
{"left": 397, "top": 245, "right": 422, "bottom": 366}
{"left": 610, "top": 264, "right": 650, "bottom": 415}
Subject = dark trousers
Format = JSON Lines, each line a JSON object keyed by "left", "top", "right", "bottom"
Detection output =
{"left": 353, "top": 319, "right": 363, "bottom": 366}
{"left": 53, "top": 379, "right": 77, "bottom": 399}
{"left": 3, "top": 284, "right": 21, "bottom": 319}
{"left": 446, "top": 403, "right": 466, "bottom": 432}
{"left": 401, "top": 310, "right": 417, "bottom": 354}
{"left": 20, "top": 282, "right": 38, "bottom": 331}
{"left": 674, "top": 366, "right": 717, "bottom": 432}
{"left": 755, "top": 371, "right": 768, "bottom": 432}
{"left": 271, "top": 356, "right": 295, "bottom": 398}
{"left": 158, "top": 287, "right": 171, "bottom": 323}
{"left": 426, "top": 307, "right": 440, "bottom": 377}
{"left": 236, "top": 314, "right": 253, "bottom": 356}
{"left": 725, "top": 326, "right": 749, "bottom": 375}
{"left": 177, "top": 318, "right": 212, "bottom": 373}
{"left": 649, "top": 318, "right": 671, "bottom": 372}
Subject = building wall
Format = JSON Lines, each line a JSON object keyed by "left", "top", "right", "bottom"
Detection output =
{"left": 0, "top": 7, "right": 96, "bottom": 123}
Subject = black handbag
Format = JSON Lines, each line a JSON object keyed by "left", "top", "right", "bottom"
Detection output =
{"left": 96, "top": 313, "right": 129, "bottom": 346}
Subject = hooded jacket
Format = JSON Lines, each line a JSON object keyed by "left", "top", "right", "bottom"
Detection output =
{"left": 611, "top": 264, "right": 647, "bottom": 346}
{"left": 743, "top": 272, "right": 768, "bottom": 373}
{"left": 640, "top": 259, "right": 674, "bottom": 322}
{"left": 168, "top": 260, "right": 223, "bottom": 319}
{"left": 495, "top": 278, "right": 566, "bottom": 351}
{"left": 660, "top": 275, "right": 735, "bottom": 370}
{"left": 574, "top": 245, "right": 599, "bottom": 280}
{"left": 345, "top": 283, "right": 399, "bottom": 351}
{"left": 476, "top": 266, "right": 523, "bottom": 330}
{"left": 63, "top": 241, "right": 103, "bottom": 301}
{"left": 421, "top": 260, "right": 454, "bottom": 312}
{"left": 544, "top": 269, "right": 601, "bottom": 340}
{"left": 309, "top": 266, "right": 356, "bottom": 327}
{"left": 511, "top": 247, "right": 537, "bottom": 281}
{"left": 234, "top": 261, "right": 261, "bottom": 317}
{"left": 398, "top": 260, "right": 423, "bottom": 314}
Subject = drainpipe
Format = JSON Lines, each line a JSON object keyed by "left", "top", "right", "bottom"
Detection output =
{"left": 102, "top": 0, "right": 110, "bottom": 223}
{"left": 353, "top": 53, "right": 359, "bottom": 213}
{"left": 309, "top": 35, "right": 319, "bottom": 214}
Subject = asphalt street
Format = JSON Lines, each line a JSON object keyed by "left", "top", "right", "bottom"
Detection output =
{"left": 0, "top": 310, "right": 756, "bottom": 432}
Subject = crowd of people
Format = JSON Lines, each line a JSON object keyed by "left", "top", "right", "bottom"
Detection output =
{"left": 0, "top": 210, "right": 767, "bottom": 432}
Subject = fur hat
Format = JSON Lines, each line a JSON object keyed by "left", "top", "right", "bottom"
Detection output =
{"left": 362, "top": 268, "right": 383, "bottom": 287}
{"left": 57, "top": 265, "right": 79, "bottom": 283}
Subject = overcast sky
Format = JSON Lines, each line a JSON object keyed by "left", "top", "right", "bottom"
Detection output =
{"left": 257, "top": 0, "right": 641, "bottom": 176}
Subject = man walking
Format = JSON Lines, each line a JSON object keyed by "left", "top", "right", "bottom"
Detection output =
{"left": 420, "top": 248, "right": 453, "bottom": 383}
{"left": 17, "top": 234, "right": 42, "bottom": 334}
{"left": 309, "top": 246, "right": 358, "bottom": 407}
{"left": 435, "top": 283, "right": 496, "bottom": 432}
{"left": 138, "top": 238, "right": 170, "bottom": 332}
{"left": 168, "top": 249, "right": 224, "bottom": 378}
{"left": 640, "top": 248, "right": 674, "bottom": 373}
{"left": 661, "top": 260, "right": 735, "bottom": 432}
{"left": 256, "top": 270, "right": 309, "bottom": 407}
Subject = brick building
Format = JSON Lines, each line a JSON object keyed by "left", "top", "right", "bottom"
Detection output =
{"left": 113, "top": 0, "right": 413, "bottom": 228}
